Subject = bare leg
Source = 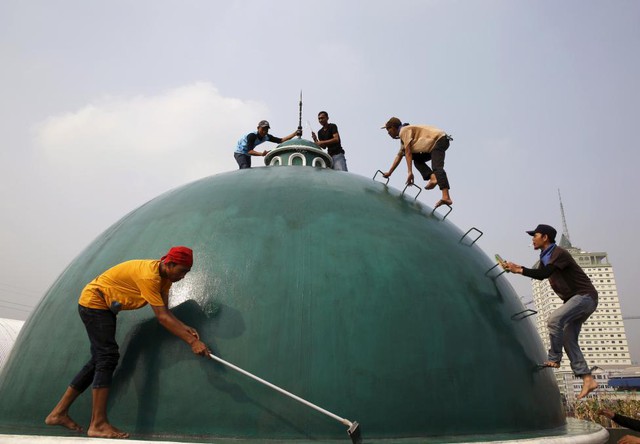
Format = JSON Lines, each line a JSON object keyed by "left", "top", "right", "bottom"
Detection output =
{"left": 577, "top": 374, "right": 598, "bottom": 400}
{"left": 425, "top": 173, "right": 437, "bottom": 190}
{"left": 87, "top": 387, "right": 129, "bottom": 439}
{"left": 45, "top": 386, "right": 84, "bottom": 432}
{"left": 435, "top": 189, "right": 453, "bottom": 208}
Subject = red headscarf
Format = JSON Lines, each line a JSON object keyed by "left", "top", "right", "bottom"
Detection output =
{"left": 161, "top": 246, "right": 193, "bottom": 267}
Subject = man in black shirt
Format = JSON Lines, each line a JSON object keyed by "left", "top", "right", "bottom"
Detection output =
{"left": 312, "top": 111, "right": 348, "bottom": 171}
{"left": 502, "top": 224, "right": 598, "bottom": 400}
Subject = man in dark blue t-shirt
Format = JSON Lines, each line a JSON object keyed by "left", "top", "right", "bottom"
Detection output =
{"left": 312, "top": 111, "right": 348, "bottom": 171}
{"left": 234, "top": 120, "right": 298, "bottom": 169}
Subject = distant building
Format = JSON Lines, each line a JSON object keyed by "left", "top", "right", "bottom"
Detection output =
{"left": 531, "top": 220, "right": 631, "bottom": 402}
{"left": 607, "top": 366, "right": 640, "bottom": 390}
{"left": 0, "top": 318, "right": 24, "bottom": 371}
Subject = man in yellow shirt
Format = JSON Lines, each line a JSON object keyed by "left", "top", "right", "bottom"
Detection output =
{"left": 382, "top": 117, "right": 453, "bottom": 208}
{"left": 45, "top": 246, "right": 210, "bottom": 439}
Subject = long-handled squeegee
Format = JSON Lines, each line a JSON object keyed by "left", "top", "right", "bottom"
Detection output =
{"left": 208, "top": 353, "right": 362, "bottom": 444}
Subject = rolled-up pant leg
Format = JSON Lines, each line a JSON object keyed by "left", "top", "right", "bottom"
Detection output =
{"left": 69, "top": 355, "right": 96, "bottom": 392}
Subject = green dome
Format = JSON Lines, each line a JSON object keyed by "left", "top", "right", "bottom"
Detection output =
{"left": 264, "top": 137, "right": 333, "bottom": 168}
{"left": 0, "top": 160, "right": 564, "bottom": 441}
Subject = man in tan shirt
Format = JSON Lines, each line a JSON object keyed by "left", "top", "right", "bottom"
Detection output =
{"left": 382, "top": 117, "right": 453, "bottom": 208}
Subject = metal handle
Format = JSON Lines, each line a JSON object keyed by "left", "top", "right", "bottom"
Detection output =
{"left": 459, "top": 227, "right": 483, "bottom": 246}
{"left": 372, "top": 170, "right": 389, "bottom": 185}
{"left": 431, "top": 204, "right": 452, "bottom": 220}
{"left": 401, "top": 183, "right": 422, "bottom": 200}
{"left": 484, "top": 263, "right": 507, "bottom": 280}
{"left": 511, "top": 309, "right": 537, "bottom": 321}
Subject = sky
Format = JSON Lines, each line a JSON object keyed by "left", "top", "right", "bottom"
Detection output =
{"left": 1, "top": 1, "right": 639, "bottom": 359}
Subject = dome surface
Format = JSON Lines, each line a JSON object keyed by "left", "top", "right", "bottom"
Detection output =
{"left": 0, "top": 162, "right": 564, "bottom": 441}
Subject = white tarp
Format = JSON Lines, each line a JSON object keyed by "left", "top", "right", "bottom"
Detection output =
{"left": 0, "top": 318, "right": 25, "bottom": 371}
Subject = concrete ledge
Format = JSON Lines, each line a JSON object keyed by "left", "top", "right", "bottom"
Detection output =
{"left": 0, "top": 419, "right": 609, "bottom": 444}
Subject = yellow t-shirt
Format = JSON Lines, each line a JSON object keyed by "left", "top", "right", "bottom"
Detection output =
{"left": 79, "top": 260, "right": 171, "bottom": 310}
{"left": 397, "top": 125, "right": 447, "bottom": 156}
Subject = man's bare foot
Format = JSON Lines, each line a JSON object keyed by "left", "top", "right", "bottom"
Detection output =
{"left": 45, "top": 412, "right": 84, "bottom": 432}
{"left": 577, "top": 376, "right": 598, "bottom": 400}
{"left": 542, "top": 361, "right": 560, "bottom": 368}
{"left": 88, "top": 422, "right": 129, "bottom": 439}
{"left": 434, "top": 198, "right": 453, "bottom": 208}
{"left": 425, "top": 179, "right": 437, "bottom": 190}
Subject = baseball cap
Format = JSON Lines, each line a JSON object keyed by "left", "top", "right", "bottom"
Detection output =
{"left": 526, "top": 224, "right": 557, "bottom": 242}
{"left": 381, "top": 117, "right": 402, "bottom": 129}
{"left": 258, "top": 120, "right": 270, "bottom": 128}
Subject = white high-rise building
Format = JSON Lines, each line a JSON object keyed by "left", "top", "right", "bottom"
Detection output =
{"left": 531, "top": 195, "right": 631, "bottom": 402}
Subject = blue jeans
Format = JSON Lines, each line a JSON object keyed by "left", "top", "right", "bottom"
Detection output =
{"left": 331, "top": 153, "right": 348, "bottom": 171}
{"left": 234, "top": 153, "right": 251, "bottom": 169}
{"left": 69, "top": 305, "right": 120, "bottom": 390}
{"left": 547, "top": 294, "right": 597, "bottom": 376}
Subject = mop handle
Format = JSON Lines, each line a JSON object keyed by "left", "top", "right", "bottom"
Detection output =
{"left": 208, "top": 353, "right": 352, "bottom": 427}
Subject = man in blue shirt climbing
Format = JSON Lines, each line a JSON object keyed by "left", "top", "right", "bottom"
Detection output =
{"left": 234, "top": 120, "right": 298, "bottom": 169}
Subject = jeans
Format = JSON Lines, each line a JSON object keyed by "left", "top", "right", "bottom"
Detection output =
{"left": 234, "top": 153, "right": 251, "bottom": 169}
{"left": 547, "top": 294, "right": 597, "bottom": 376}
{"left": 413, "top": 137, "right": 450, "bottom": 189}
{"left": 331, "top": 153, "right": 348, "bottom": 171}
{"left": 70, "top": 305, "right": 120, "bottom": 391}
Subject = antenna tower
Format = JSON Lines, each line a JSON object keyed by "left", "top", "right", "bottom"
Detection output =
{"left": 558, "top": 189, "right": 571, "bottom": 243}
{"left": 297, "top": 90, "right": 303, "bottom": 138}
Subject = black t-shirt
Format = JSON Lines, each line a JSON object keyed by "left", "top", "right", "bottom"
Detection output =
{"left": 318, "top": 123, "right": 344, "bottom": 156}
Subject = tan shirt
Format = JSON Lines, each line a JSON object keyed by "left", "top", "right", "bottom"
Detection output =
{"left": 79, "top": 260, "right": 170, "bottom": 310}
{"left": 397, "top": 125, "right": 447, "bottom": 156}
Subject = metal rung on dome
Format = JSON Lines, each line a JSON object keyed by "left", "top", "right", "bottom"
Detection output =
{"left": 460, "top": 227, "right": 483, "bottom": 246}
{"left": 431, "top": 204, "right": 452, "bottom": 220}
{"left": 511, "top": 309, "right": 537, "bottom": 321}
{"left": 401, "top": 183, "right": 422, "bottom": 200}
{"left": 485, "top": 263, "right": 507, "bottom": 280}
{"left": 372, "top": 170, "right": 389, "bottom": 185}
